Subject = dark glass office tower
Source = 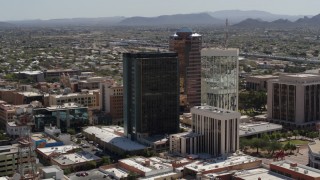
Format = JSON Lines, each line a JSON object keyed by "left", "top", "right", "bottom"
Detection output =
{"left": 169, "top": 27, "right": 202, "bottom": 112}
{"left": 123, "top": 52, "right": 179, "bottom": 140}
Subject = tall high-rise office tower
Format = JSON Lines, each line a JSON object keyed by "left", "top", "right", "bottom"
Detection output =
{"left": 123, "top": 52, "right": 179, "bottom": 140}
{"left": 201, "top": 48, "right": 239, "bottom": 111}
{"left": 169, "top": 27, "right": 202, "bottom": 111}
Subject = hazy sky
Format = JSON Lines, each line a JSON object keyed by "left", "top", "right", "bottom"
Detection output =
{"left": 1, "top": 0, "right": 320, "bottom": 21}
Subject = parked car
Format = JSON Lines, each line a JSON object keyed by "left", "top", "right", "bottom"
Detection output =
{"left": 82, "top": 144, "right": 90, "bottom": 148}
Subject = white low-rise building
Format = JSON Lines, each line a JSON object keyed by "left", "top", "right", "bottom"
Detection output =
{"left": 83, "top": 126, "right": 146, "bottom": 155}
{"left": 309, "top": 140, "right": 320, "bottom": 169}
{"left": 191, "top": 106, "right": 240, "bottom": 157}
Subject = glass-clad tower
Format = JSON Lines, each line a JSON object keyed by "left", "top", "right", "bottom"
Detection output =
{"left": 201, "top": 48, "right": 239, "bottom": 111}
{"left": 123, "top": 52, "right": 179, "bottom": 140}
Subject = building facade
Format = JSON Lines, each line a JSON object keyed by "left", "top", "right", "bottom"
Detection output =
{"left": 48, "top": 90, "right": 99, "bottom": 111}
{"left": 123, "top": 52, "right": 179, "bottom": 140}
{"left": 267, "top": 74, "right": 320, "bottom": 127}
{"left": 44, "top": 69, "right": 80, "bottom": 79}
{"left": 246, "top": 75, "right": 279, "bottom": 91}
{"left": 191, "top": 106, "right": 240, "bottom": 157}
{"left": 33, "top": 103, "right": 89, "bottom": 132}
{"left": 169, "top": 132, "right": 203, "bottom": 156}
{"left": 309, "top": 140, "right": 320, "bottom": 169}
{"left": 169, "top": 27, "right": 202, "bottom": 111}
{"left": 201, "top": 48, "right": 239, "bottom": 111}
{"left": 0, "top": 144, "right": 19, "bottom": 177}
{"left": 100, "top": 82, "right": 123, "bottom": 124}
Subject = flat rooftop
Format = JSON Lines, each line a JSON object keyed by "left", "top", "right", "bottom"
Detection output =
{"left": 45, "top": 69, "right": 78, "bottom": 73}
{"left": 41, "top": 166, "right": 62, "bottom": 174}
{"left": 272, "top": 160, "right": 320, "bottom": 178}
{"left": 100, "top": 167, "right": 129, "bottom": 178}
{"left": 15, "top": 71, "right": 43, "bottom": 75}
{"left": 275, "top": 73, "right": 320, "bottom": 84}
{"left": 201, "top": 48, "right": 239, "bottom": 57}
{"left": 54, "top": 92, "right": 95, "bottom": 98}
{"left": 233, "top": 168, "right": 291, "bottom": 180}
{"left": 53, "top": 151, "right": 100, "bottom": 166}
{"left": 83, "top": 126, "right": 146, "bottom": 151}
{"left": 239, "top": 122, "right": 282, "bottom": 137}
{"left": 0, "top": 144, "right": 19, "bottom": 155}
{"left": 170, "top": 132, "right": 202, "bottom": 138}
{"left": 18, "top": 91, "right": 42, "bottom": 97}
{"left": 140, "top": 172, "right": 178, "bottom": 180}
{"left": 186, "top": 155, "right": 259, "bottom": 172}
{"left": 285, "top": 74, "right": 319, "bottom": 78}
{"left": 31, "top": 133, "right": 57, "bottom": 143}
{"left": 37, "top": 145, "right": 80, "bottom": 156}
{"left": 119, "top": 156, "right": 172, "bottom": 173}
{"left": 46, "top": 103, "right": 85, "bottom": 110}
{"left": 191, "top": 106, "right": 240, "bottom": 117}
{"left": 247, "top": 75, "right": 279, "bottom": 79}
{"left": 309, "top": 140, "right": 320, "bottom": 155}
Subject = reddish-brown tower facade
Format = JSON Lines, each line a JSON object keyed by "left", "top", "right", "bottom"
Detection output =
{"left": 169, "top": 27, "right": 202, "bottom": 111}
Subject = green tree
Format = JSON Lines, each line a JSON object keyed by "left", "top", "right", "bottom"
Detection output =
{"left": 63, "top": 168, "right": 71, "bottom": 175}
{"left": 261, "top": 133, "right": 270, "bottom": 141}
{"left": 281, "top": 132, "right": 288, "bottom": 140}
{"left": 289, "top": 144, "right": 297, "bottom": 154}
{"left": 143, "top": 149, "right": 157, "bottom": 157}
{"left": 283, "top": 142, "right": 291, "bottom": 152}
{"left": 292, "top": 130, "right": 299, "bottom": 140}
{"left": 240, "top": 138, "right": 251, "bottom": 152}
{"left": 266, "top": 141, "right": 282, "bottom": 155}
{"left": 287, "top": 131, "right": 293, "bottom": 138}
{"left": 253, "top": 91, "right": 267, "bottom": 112}
{"left": 101, "top": 156, "right": 111, "bottom": 165}
{"left": 128, "top": 171, "right": 138, "bottom": 180}
{"left": 76, "top": 138, "right": 82, "bottom": 144}
{"left": 67, "top": 128, "right": 76, "bottom": 135}
{"left": 86, "top": 161, "right": 97, "bottom": 169}
{"left": 250, "top": 138, "right": 267, "bottom": 154}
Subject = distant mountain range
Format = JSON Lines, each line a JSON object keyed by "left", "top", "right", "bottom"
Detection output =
{"left": 208, "top": 10, "right": 307, "bottom": 24}
{"left": 0, "top": 22, "right": 15, "bottom": 28}
{"left": 119, "top": 13, "right": 223, "bottom": 26}
{"left": 0, "top": 10, "right": 317, "bottom": 27}
{"left": 233, "top": 14, "right": 320, "bottom": 29}
{"left": 7, "top": 17, "right": 125, "bottom": 27}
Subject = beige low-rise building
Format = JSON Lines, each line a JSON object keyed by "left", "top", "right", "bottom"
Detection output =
{"left": 51, "top": 151, "right": 101, "bottom": 170}
{"left": 48, "top": 90, "right": 100, "bottom": 111}
{"left": 309, "top": 140, "right": 320, "bottom": 169}
{"left": 0, "top": 144, "right": 19, "bottom": 177}
{"left": 246, "top": 75, "right": 278, "bottom": 91}
{"left": 268, "top": 73, "right": 320, "bottom": 127}
{"left": 100, "top": 82, "right": 123, "bottom": 124}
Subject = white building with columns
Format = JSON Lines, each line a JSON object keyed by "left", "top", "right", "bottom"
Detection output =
{"left": 170, "top": 106, "right": 240, "bottom": 157}
{"left": 191, "top": 106, "right": 240, "bottom": 157}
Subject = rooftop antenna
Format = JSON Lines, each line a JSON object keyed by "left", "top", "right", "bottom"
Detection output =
{"left": 224, "top": 19, "right": 229, "bottom": 49}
